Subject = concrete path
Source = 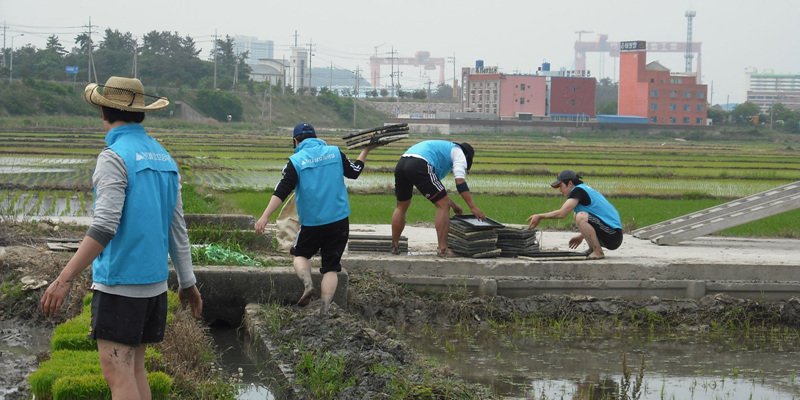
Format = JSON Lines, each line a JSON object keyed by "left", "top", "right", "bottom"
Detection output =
{"left": 350, "top": 223, "right": 800, "bottom": 266}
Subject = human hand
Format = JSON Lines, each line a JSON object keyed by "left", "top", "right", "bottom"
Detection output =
{"left": 526, "top": 215, "right": 542, "bottom": 230}
{"left": 40, "top": 279, "right": 73, "bottom": 317}
{"left": 451, "top": 203, "right": 464, "bottom": 215}
{"left": 179, "top": 285, "right": 203, "bottom": 318}
{"left": 568, "top": 235, "right": 583, "bottom": 249}
{"left": 255, "top": 217, "right": 268, "bottom": 235}
{"left": 471, "top": 207, "right": 486, "bottom": 221}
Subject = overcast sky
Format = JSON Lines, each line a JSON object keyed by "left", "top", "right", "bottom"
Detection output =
{"left": 3, "top": 0, "right": 798, "bottom": 104}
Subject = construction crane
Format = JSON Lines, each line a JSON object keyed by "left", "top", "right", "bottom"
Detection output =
{"left": 575, "top": 30, "right": 594, "bottom": 42}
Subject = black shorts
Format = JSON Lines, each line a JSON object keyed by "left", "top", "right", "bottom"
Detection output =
{"left": 587, "top": 214, "right": 623, "bottom": 250}
{"left": 394, "top": 156, "right": 448, "bottom": 203}
{"left": 291, "top": 217, "right": 349, "bottom": 274}
{"left": 88, "top": 290, "right": 168, "bottom": 347}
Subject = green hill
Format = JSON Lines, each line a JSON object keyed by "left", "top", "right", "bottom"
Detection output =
{"left": 0, "top": 79, "right": 392, "bottom": 131}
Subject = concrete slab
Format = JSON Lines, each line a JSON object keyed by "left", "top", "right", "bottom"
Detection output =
{"left": 343, "top": 224, "right": 800, "bottom": 301}
{"left": 24, "top": 216, "right": 800, "bottom": 305}
{"left": 348, "top": 223, "right": 800, "bottom": 266}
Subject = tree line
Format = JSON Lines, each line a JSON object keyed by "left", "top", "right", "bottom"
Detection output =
{"left": 2, "top": 28, "right": 798, "bottom": 132}
{"left": 2, "top": 29, "right": 252, "bottom": 91}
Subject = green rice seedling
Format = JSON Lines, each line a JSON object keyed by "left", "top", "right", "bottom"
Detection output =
{"left": 294, "top": 350, "right": 355, "bottom": 398}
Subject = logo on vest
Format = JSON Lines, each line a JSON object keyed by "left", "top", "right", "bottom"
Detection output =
{"left": 136, "top": 152, "right": 171, "bottom": 162}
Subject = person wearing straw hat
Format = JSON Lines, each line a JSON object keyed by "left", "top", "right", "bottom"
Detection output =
{"left": 526, "top": 169, "right": 623, "bottom": 260}
{"left": 40, "top": 76, "right": 202, "bottom": 399}
{"left": 255, "top": 122, "right": 378, "bottom": 317}
{"left": 391, "top": 140, "right": 485, "bottom": 257}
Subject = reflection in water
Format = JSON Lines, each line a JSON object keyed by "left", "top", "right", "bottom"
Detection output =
{"left": 404, "top": 327, "right": 800, "bottom": 399}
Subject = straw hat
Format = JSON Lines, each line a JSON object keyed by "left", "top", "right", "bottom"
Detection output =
{"left": 84, "top": 76, "right": 169, "bottom": 112}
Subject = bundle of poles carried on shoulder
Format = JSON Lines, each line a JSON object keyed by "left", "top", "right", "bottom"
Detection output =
{"left": 342, "top": 123, "right": 409, "bottom": 150}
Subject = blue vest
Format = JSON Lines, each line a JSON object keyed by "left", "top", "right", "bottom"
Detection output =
{"left": 93, "top": 124, "right": 179, "bottom": 286}
{"left": 572, "top": 184, "right": 622, "bottom": 230}
{"left": 289, "top": 138, "right": 349, "bottom": 226}
{"left": 405, "top": 140, "right": 456, "bottom": 180}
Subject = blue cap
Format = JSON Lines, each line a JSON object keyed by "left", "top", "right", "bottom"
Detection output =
{"left": 293, "top": 123, "right": 315, "bottom": 137}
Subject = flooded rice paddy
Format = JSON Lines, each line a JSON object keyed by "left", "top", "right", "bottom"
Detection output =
{"left": 404, "top": 326, "right": 800, "bottom": 399}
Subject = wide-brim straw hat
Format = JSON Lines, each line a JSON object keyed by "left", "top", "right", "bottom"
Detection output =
{"left": 84, "top": 76, "right": 169, "bottom": 112}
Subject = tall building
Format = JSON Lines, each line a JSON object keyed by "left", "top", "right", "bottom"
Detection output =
{"left": 233, "top": 36, "right": 274, "bottom": 64}
{"left": 618, "top": 40, "right": 707, "bottom": 125}
{"left": 743, "top": 67, "right": 800, "bottom": 112}
{"left": 289, "top": 47, "right": 309, "bottom": 90}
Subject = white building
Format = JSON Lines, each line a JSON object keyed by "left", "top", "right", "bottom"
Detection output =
{"left": 233, "top": 36, "right": 274, "bottom": 65}
{"left": 742, "top": 67, "right": 800, "bottom": 112}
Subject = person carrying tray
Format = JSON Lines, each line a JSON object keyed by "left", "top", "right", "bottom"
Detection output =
{"left": 391, "top": 140, "right": 485, "bottom": 256}
{"left": 526, "top": 169, "right": 623, "bottom": 259}
{"left": 255, "top": 122, "right": 378, "bottom": 316}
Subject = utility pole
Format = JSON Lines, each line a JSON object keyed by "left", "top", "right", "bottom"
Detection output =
{"left": 131, "top": 43, "right": 138, "bottom": 79}
{"left": 353, "top": 66, "right": 359, "bottom": 127}
{"left": 387, "top": 46, "right": 397, "bottom": 97}
{"left": 261, "top": 85, "right": 267, "bottom": 128}
{"left": 426, "top": 78, "right": 432, "bottom": 117}
{"left": 213, "top": 29, "right": 218, "bottom": 90}
{"left": 2, "top": 22, "right": 7, "bottom": 69}
{"left": 308, "top": 38, "right": 313, "bottom": 92}
{"left": 9, "top": 33, "right": 23, "bottom": 83}
{"left": 85, "top": 18, "right": 98, "bottom": 83}
{"left": 233, "top": 56, "right": 238, "bottom": 91}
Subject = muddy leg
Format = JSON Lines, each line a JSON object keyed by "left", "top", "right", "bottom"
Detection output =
{"left": 293, "top": 256, "right": 315, "bottom": 306}
{"left": 319, "top": 271, "right": 338, "bottom": 317}
{"left": 433, "top": 196, "right": 452, "bottom": 254}
{"left": 392, "top": 200, "right": 411, "bottom": 249}
{"left": 575, "top": 212, "right": 605, "bottom": 259}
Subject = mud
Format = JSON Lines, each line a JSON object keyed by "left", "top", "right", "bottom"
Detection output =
{"left": 2, "top": 220, "right": 800, "bottom": 398}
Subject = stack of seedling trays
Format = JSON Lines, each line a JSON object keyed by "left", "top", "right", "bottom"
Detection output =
{"left": 347, "top": 234, "right": 408, "bottom": 253}
{"left": 342, "top": 123, "right": 409, "bottom": 150}
{"left": 448, "top": 215, "right": 504, "bottom": 258}
{"left": 495, "top": 227, "right": 540, "bottom": 257}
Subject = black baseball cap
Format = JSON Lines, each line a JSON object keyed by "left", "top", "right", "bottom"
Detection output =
{"left": 550, "top": 169, "right": 581, "bottom": 188}
{"left": 458, "top": 142, "right": 474, "bottom": 170}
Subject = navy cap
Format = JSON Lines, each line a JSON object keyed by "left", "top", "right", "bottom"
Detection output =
{"left": 293, "top": 123, "right": 315, "bottom": 137}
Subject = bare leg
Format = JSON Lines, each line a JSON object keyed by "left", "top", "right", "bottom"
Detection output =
{"left": 97, "top": 339, "right": 149, "bottom": 400}
{"left": 293, "top": 256, "right": 315, "bottom": 306}
{"left": 392, "top": 200, "right": 411, "bottom": 248}
{"left": 319, "top": 271, "right": 338, "bottom": 316}
{"left": 574, "top": 212, "right": 604, "bottom": 259}
{"left": 433, "top": 196, "right": 453, "bottom": 254}
{"left": 134, "top": 345, "right": 151, "bottom": 400}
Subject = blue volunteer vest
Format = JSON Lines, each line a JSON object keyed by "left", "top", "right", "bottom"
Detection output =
{"left": 289, "top": 138, "right": 349, "bottom": 226}
{"left": 405, "top": 140, "right": 456, "bottom": 180}
{"left": 572, "top": 183, "right": 622, "bottom": 230}
{"left": 92, "top": 124, "right": 179, "bottom": 286}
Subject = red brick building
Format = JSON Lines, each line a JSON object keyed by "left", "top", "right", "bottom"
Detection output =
{"left": 549, "top": 76, "right": 596, "bottom": 118}
{"left": 619, "top": 40, "right": 708, "bottom": 125}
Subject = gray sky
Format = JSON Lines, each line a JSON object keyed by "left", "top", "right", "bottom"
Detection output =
{"left": 3, "top": 0, "right": 798, "bottom": 104}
